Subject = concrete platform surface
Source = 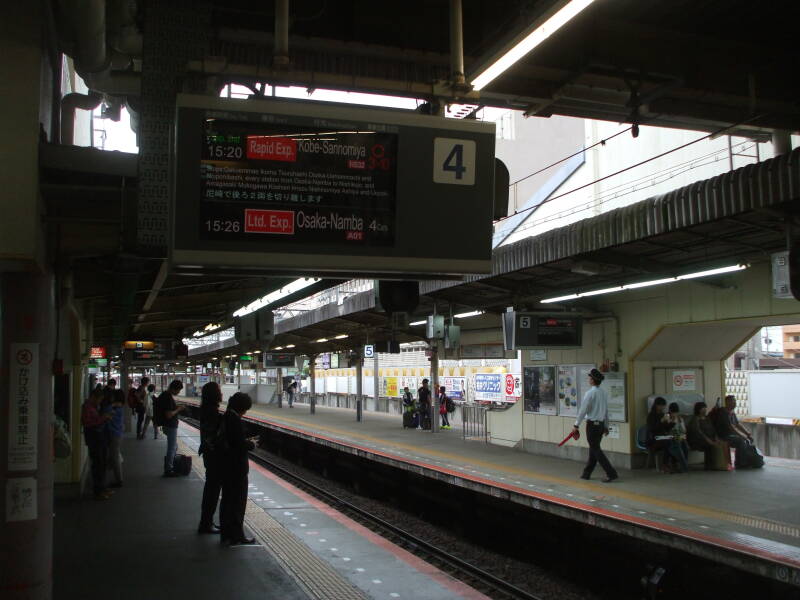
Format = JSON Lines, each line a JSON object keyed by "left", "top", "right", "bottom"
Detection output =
{"left": 193, "top": 400, "right": 800, "bottom": 588}
{"left": 54, "top": 431, "right": 309, "bottom": 600}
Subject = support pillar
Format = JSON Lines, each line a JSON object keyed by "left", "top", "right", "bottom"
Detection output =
{"left": 309, "top": 354, "right": 317, "bottom": 415}
{"left": 431, "top": 343, "right": 440, "bottom": 432}
{"left": 276, "top": 367, "right": 283, "bottom": 408}
{"left": 120, "top": 352, "right": 131, "bottom": 433}
{"left": 372, "top": 352, "right": 380, "bottom": 418}
{"left": 356, "top": 356, "right": 363, "bottom": 422}
{"left": 772, "top": 130, "right": 792, "bottom": 156}
{"left": 0, "top": 271, "right": 56, "bottom": 600}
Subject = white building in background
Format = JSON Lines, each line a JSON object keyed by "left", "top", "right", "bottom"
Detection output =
{"left": 494, "top": 112, "right": 798, "bottom": 246}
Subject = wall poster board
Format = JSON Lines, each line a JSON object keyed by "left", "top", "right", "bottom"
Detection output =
{"left": 557, "top": 366, "right": 579, "bottom": 418}
{"left": 523, "top": 366, "right": 557, "bottom": 414}
{"left": 603, "top": 372, "right": 627, "bottom": 422}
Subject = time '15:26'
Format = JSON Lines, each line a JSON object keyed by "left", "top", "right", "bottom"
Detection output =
{"left": 205, "top": 219, "right": 241, "bottom": 232}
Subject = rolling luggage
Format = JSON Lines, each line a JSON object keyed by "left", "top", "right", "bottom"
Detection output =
{"left": 403, "top": 411, "right": 415, "bottom": 428}
{"left": 421, "top": 413, "right": 431, "bottom": 430}
{"left": 173, "top": 454, "right": 192, "bottom": 476}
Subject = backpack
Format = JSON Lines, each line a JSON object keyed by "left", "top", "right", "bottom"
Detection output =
{"left": 127, "top": 387, "right": 138, "bottom": 409}
{"left": 200, "top": 418, "right": 229, "bottom": 456}
{"left": 152, "top": 391, "right": 170, "bottom": 426}
{"left": 446, "top": 397, "right": 456, "bottom": 413}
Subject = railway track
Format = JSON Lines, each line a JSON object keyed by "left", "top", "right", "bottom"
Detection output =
{"left": 182, "top": 416, "right": 543, "bottom": 600}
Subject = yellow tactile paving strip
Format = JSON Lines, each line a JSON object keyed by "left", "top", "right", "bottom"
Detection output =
{"left": 179, "top": 439, "right": 369, "bottom": 600}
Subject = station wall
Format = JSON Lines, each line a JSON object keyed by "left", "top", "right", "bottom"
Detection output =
{"left": 487, "top": 262, "right": 800, "bottom": 468}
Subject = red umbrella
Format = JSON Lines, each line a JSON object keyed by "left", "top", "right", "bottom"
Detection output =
{"left": 558, "top": 429, "right": 580, "bottom": 447}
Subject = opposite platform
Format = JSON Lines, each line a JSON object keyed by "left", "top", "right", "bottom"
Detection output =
{"left": 184, "top": 399, "right": 800, "bottom": 589}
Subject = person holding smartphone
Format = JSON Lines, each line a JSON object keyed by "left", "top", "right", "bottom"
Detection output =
{"left": 220, "top": 392, "right": 258, "bottom": 545}
{"left": 158, "top": 379, "right": 185, "bottom": 477}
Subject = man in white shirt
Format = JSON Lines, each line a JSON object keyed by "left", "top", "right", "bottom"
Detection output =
{"left": 573, "top": 368, "right": 618, "bottom": 482}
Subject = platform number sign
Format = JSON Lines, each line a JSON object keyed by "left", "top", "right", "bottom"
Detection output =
{"left": 364, "top": 345, "right": 375, "bottom": 359}
{"left": 433, "top": 138, "right": 476, "bottom": 185}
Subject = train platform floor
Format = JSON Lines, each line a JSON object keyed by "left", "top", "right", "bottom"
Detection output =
{"left": 54, "top": 426, "right": 488, "bottom": 600}
{"left": 195, "top": 400, "right": 800, "bottom": 588}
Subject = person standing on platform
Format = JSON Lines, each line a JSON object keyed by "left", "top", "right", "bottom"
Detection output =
{"left": 81, "top": 387, "right": 112, "bottom": 499}
{"left": 573, "top": 368, "right": 618, "bottom": 482}
{"left": 438, "top": 386, "right": 451, "bottom": 429}
{"left": 198, "top": 381, "right": 223, "bottom": 534}
{"left": 220, "top": 392, "right": 258, "bottom": 545}
{"left": 141, "top": 383, "right": 157, "bottom": 439}
{"left": 418, "top": 379, "right": 431, "bottom": 429}
{"left": 106, "top": 390, "right": 126, "bottom": 487}
{"left": 286, "top": 381, "right": 297, "bottom": 408}
{"left": 134, "top": 377, "right": 149, "bottom": 439}
{"left": 157, "top": 379, "right": 185, "bottom": 477}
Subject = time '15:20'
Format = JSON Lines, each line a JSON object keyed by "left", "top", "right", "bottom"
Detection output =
{"left": 206, "top": 144, "right": 243, "bottom": 159}
{"left": 205, "top": 219, "right": 241, "bottom": 232}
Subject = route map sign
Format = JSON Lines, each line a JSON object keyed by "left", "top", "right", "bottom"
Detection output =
{"left": 172, "top": 95, "right": 496, "bottom": 276}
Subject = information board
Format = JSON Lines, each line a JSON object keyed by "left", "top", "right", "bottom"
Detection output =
{"left": 603, "top": 372, "right": 627, "bottom": 422}
{"left": 173, "top": 95, "right": 495, "bottom": 276}
{"left": 503, "top": 312, "right": 583, "bottom": 349}
{"left": 523, "top": 366, "right": 557, "bottom": 414}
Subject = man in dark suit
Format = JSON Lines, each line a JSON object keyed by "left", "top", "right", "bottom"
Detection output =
{"left": 219, "top": 392, "right": 257, "bottom": 545}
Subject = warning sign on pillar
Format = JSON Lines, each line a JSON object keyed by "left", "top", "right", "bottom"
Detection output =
{"left": 8, "top": 343, "right": 39, "bottom": 471}
{"left": 6, "top": 477, "right": 37, "bottom": 522}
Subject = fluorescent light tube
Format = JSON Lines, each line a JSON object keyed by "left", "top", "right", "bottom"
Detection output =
{"left": 471, "top": 0, "right": 596, "bottom": 91}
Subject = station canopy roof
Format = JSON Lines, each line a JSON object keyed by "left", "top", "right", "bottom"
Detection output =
{"left": 207, "top": 0, "right": 800, "bottom": 138}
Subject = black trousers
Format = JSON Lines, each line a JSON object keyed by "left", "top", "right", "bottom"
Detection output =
{"left": 200, "top": 453, "right": 223, "bottom": 528}
{"left": 220, "top": 468, "right": 248, "bottom": 541}
{"left": 135, "top": 406, "right": 145, "bottom": 436}
{"left": 583, "top": 422, "right": 617, "bottom": 478}
{"left": 85, "top": 432, "right": 107, "bottom": 494}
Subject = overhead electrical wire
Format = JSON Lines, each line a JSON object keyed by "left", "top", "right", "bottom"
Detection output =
{"left": 495, "top": 116, "right": 765, "bottom": 226}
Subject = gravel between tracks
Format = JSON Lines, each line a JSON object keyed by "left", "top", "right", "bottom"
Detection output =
{"left": 254, "top": 448, "right": 600, "bottom": 600}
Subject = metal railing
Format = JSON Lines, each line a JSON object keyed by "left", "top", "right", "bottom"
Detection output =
{"left": 461, "top": 403, "right": 488, "bottom": 443}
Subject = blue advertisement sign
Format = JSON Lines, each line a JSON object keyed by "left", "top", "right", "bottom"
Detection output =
{"left": 474, "top": 373, "right": 503, "bottom": 402}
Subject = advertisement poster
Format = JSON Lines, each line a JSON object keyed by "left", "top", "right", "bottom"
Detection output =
{"left": 8, "top": 343, "right": 39, "bottom": 471}
{"left": 504, "top": 373, "right": 522, "bottom": 403}
{"left": 523, "top": 366, "right": 557, "bottom": 414}
{"left": 6, "top": 477, "right": 37, "bottom": 522}
{"left": 400, "top": 377, "right": 418, "bottom": 395}
{"left": 384, "top": 377, "right": 399, "bottom": 397}
{"left": 200, "top": 119, "right": 397, "bottom": 247}
{"left": 671, "top": 370, "right": 696, "bottom": 392}
{"left": 557, "top": 366, "right": 579, "bottom": 417}
{"left": 604, "top": 372, "right": 627, "bottom": 422}
{"left": 440, "top": 376, "right": 466, "bottom": 399}
{"left": 474, "top": 373, "right": 504, "bottom": 402}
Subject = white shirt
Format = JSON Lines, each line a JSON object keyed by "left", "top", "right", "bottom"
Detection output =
{"left": 144, "top": 392, "right": 155, "bottom": 417}
{"left": 575, "top": 385, "right": 609, "bottom": 428}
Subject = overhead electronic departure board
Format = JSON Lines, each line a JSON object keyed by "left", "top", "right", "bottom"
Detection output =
{"left": 201, "top": 121, "right": 397, "bottom": 247}
{"left": 172, "top": 95, "right": 496, "bottom": 276}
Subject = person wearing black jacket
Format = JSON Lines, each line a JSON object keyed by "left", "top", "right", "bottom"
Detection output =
{"left": 646, "top": 397, "right": 676, "bottom": 472}
{"left": 198, "top": 382, "right": 223, "bottom": 534}
{"left": 219, "top": 392, "right": 257, "bottom": 545}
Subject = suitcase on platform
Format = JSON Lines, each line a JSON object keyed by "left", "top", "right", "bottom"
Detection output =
{"left": 736, "top": 441, "right": 764, "bottom": 469}
{"left": 421, "top": 413, "right": 431, "bottom": 430}
{"left": 403, "top": 412, "right": 417, "bottom": 428}
{"left": 173, "top": 454, "right": 192, "bottom": 476}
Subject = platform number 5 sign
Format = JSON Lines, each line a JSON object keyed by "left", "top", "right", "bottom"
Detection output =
{"left": 433, "top": 138, "right": 476, "bottom": 185}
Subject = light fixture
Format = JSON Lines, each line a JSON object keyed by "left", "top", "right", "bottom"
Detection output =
{"left": 409, "top": 320, "right": 426, "bottom": 326}
{"left": 316, "top": 338, "right": 329, "bottom": 343}
{"left": 470, "top": 0, "right": 596, "bottom": 91}
{"left": 233, "top": 277, "right": 319, "bottom": 317}
{"left": 334, "top": 334, "right": 349, "bottom": 339}
{"left": 254, "top": 350, "right": 262, "bottom": 353}
{"left": 273, "top": 346, "right": 284, "bottom": 350}
{"left": 454, "top": 310, "right": 484, "bottom": 318}
{"left": 540, "top": 264, "right": 746, "bottom": 304}
{"left": 285, "top": 344, "right": 296, "bottom": 348}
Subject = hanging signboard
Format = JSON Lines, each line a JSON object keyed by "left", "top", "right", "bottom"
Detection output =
{"left": 474, "top": 373, "right": 504, "bottom": 402}
{"left": 89, "top": 346, "right": 106, "bottom": 359}
{"left": 172, "top": 94, "right": 495, "bottom": 276}
{"left": 8, "top": 343, "right": 39, "bottom": 471}
{"left": 503, "top": 312, "right": 583, "bottom": 349}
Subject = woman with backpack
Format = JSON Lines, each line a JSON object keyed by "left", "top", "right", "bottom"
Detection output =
{"left": 439, "top": 386, "right": 451, "bottom": 430}
{"left": 198, "top": 382, "right": 224, "bottom": 534}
